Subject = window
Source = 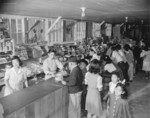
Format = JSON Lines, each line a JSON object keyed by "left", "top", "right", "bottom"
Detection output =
{"left": 17, "top": 19, "right": 22, "bottom": 32}
{"left": 74, "top": 22, "right": 86, "bottom": 42}
{"left": 92, "top": 23, "right": 101, "bottom": 38}
{"left": 17, "top": 19, "right": 23, "bottom": 44}
{"left": 10, "top": 18, "right": 24, "bottom": 45}
{"left": 11, "top": 19, "right": 17, "bottom": 32}
{"left": 48, "top": 19, "right": 63, "bottom": 44}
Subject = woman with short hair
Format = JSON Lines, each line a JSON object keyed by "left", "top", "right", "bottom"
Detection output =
{"left": 4, "top": 56, "right": 28, "bottom": 96}
{"left": 85, "top": 59, "right": 103, "bottom": 118}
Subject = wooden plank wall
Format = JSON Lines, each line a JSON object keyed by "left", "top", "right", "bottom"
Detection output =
{"left": 5, "top": 86, "right": 68, "bottom": 118}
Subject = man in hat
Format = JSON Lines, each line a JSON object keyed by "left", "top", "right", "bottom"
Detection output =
{"left": 62, "top": 56, "right": 83, "bottom": 118}
{"left": 78, "top": 59, "right": 88, "bottom": 78}
{"left": 78, "top": 59, "right": 89, "bottom": 111}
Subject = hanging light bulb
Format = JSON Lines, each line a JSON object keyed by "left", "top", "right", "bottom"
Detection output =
{"left": 125, "top": 17, "right": 128, "bottom": 22}
{"left": 141, "top": 20, "right": 143, "bottom": 24}
{"left": 80, "top": 7, "right": 86, "bottom": 17}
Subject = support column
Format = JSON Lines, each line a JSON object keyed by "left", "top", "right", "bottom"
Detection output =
{"left": 45, "top": 19, "right": 49, "bottom": 44}
{"left": 86, "top": 22, "right": 92, "bottom": 38}
{"left": 24, "top": 18, "right": 29, "bottom": 43}
{"left": 63, "top": 21, "right": 66, "bottom": 42}
{"left": 22, "top": 18, "right": 25, "bottom": 43}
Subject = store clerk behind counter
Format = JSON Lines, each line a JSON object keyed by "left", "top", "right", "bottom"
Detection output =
{"left": 43, "top": 49, "right": 67, "bottom": 80}
{"left": 4, "top": 56, "right": 28, "bottom": 96}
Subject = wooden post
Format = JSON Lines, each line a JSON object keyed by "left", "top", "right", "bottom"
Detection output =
{"left": 100, "top": 20, "right": 105, "bottom": 26}
{"left": 63, "top": 21, "right": 66, "bottom": 42}
{"left": 24, "top": 18, "right": 29, "bottom": 43}
{"left": 12, "top": 39, "right": 15, "bottom": 56}
{"left": 45, "top": 16, "right": 62, "bottom": 44}
{"left": 45, "top": 16, "right": 62, "bottom": 36}
{"left": 86, "top": 22, "right": 92, "bottom": 39}
{"left": 26, "top": 20, "right": 40, "bottom": 34}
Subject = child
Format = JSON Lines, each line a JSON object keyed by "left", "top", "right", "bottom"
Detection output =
{"left": 109, "top": 73, "right": 120, "bottom": 94}
{"left": 103, "top": 73, "right": 120, "bottom": 101}
{"left": 107, "top": 83, "right": 131, "bottom": 118}
{"left": 103, "top": 73, "right": 120, "bottom": 111}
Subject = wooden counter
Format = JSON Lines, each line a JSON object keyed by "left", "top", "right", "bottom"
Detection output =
{"left": 0, "top": 78, "right": 69, "bottom": 118}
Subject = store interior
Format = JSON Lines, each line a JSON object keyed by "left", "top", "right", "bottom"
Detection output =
{"left": 0, "top": 0, "right": 149, "bottom": 118}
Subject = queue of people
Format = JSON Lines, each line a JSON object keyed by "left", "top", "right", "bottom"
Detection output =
{"left": 60, "top": 56, "right": 132, "bottom": 118}
{"left": 58, "top": 41, "right": 149, "bottom": 118}
{"left": 2, "top": 37, "right": 150, "bottom": 118}
{"left": 58, "top": 43, "right": 133, "bottom": 118}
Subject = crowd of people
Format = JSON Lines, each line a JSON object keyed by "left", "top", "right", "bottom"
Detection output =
{"left": 52, "top": 37, "right": 150, "bottom": 118}
{"left": 2, "top": 36, "right": 150, "bottom": 118}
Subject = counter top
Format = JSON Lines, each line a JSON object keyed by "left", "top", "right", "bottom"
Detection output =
{"left": 0, "top": 78, "right": 63, "bottom": 116}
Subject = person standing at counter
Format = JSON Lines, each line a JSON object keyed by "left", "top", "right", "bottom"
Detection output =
{"left": 43, "top": 49, "right": 64, "bottom": 79}
{"left": 62, "top": 56, "right": 83, "bottom": 118}
{"left": 4, "top": 56, "right": 28, "bottom": 96}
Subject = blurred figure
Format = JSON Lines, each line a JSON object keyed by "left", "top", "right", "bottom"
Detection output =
{"left": 103, "top": 55, "right": 123, "bottom": 81}
{"left": 116, "top": 44, "right": 129, "bottom": 83}
{"left": 89, "top": 47, "right": 100, "bottom": 61}
{"left": 140, "top": 47, "right": 150, "bottom": 79}
{"left": 132, "top": 44, "right": 142, "bottom": 73}
{"left": 124, "top": 44, "right": 134, "bottom": 82}
{"left": 111, "top": 45, "right": 129, "bottom": 84}
{"left": 103, "top": 55, "right": 117, "bottom": 73}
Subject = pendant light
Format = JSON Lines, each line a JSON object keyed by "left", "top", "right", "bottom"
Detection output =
{"left": 80, "top": 7, "right": 86, "bottom": 17}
